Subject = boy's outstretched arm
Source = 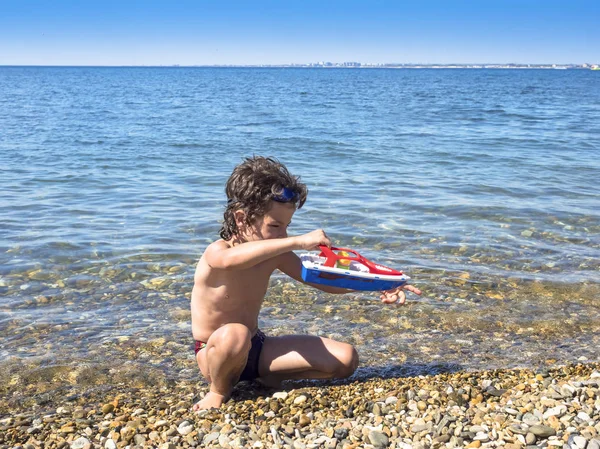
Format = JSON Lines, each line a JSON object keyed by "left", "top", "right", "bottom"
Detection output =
{"left": 205, "top": 229, "right": 330, "bottom": 271}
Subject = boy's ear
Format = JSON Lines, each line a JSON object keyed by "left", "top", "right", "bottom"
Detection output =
{"left": 234, "top": 210, "right": 247, "bottom": 228}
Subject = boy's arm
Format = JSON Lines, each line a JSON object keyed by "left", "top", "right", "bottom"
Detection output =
{"left": 277, "top": 251, "right": 354, "bottom": 294}
{"left": 204, "top": 229, "right": 330, "bottom": 270}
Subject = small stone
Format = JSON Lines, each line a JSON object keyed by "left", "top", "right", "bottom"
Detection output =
{"left": 522, "top": 412, "right": 541, "bottom": 426}
{"left": 385, "top": 396, "right": 398, "bottom": 405}
{"left": 434, "top": 435, "right": 451, "bottom": 444}
{"left": 578, "top": 411, "right": 591, "bottom": 422}
{"left": 561, "top": 384, "right": 576, "bottom": 397}
{"left": 466, "top": 441, "right": 481, "bottom": 448}
{"left": 411, "top": 423, "right": 429, "bottom": 433}
{"left": 334, "top": 428, "right": 349, "bottom": 439}
{"left": 505, "top": 444, "right": 521, "bottom": 449}
{"left": 230, "top": 436, "right": 246, "bottom": 449}
{"left": 71, "top": 437, "right": 91, "bottom": 449}
{"left": 159, "top": 444, "right": 176, "bottom": 449}
{"left": 486, "top": 388, "right": 506, "bottom": 397}
{"left": 177, "top": 421, "right": 194, "bottom": 435}
{"left": 218, "top": 434, "right": 231, "bottom": 447}
{"left": 587, "top": 439, "right": 600, "bottom": 449}
{"left": 373, "top": 403, "right": 383, "bottom": 416}
{"left": 543, "top": 405, "right": 566, "bottom": 419}
{"left": 474, "top": 433, "right": 489, "bottom": 442}
{"left": 102, "top": 404, "right": 115, "bottom": 415}
{"left": 529, "top": 425, "right": 556, "bottom": 438}
{"left": 104, "top": 439, "right": 116, "bottom": 449}
{"left": 368, "top": 430, "right": 389, "bottom": 448}
{"left": 526, "top": 433, "right": 536, "bottom": 445}
{"left": 204, "top": 432, "right": 220, "bottom": 444}
{"left": 293, "top": 395, "right": 307, "bottom": 405}
{"left": 570, "top": 435, "right": 587, "bottom": 449}
{"left": 299, "top": 414, "right": 311, "bottom": 427}
{"left": 293, "top": 441, "right": 306, "bottom": 449}
{"left": 273, "top": 392, "right": 288, "bottom": 400}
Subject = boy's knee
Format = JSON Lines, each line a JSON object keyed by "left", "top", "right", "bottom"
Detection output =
{"left": 212, "top": 323, "right": 252, "bottom": 356}
{"left": 334, "top": 345, "right": 359, "bottom": 378}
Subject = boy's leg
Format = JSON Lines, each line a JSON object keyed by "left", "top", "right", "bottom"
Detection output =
{"left": 257, "top": 335, "right": 359, "bottom": 386}
{"left": 193, "top": 323, "right": 252, "bottom": 410}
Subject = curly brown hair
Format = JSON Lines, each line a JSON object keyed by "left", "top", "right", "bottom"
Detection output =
{"left": 219, "top": 156, "right": 308, "bottom": 240}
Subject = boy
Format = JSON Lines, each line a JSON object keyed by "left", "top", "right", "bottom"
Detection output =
{"left": 191, "top": 156, "right": 421, "bottom": 410}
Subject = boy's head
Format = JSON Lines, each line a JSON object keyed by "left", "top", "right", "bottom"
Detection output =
{"left": 220, "top": 156, "right": 308, "bottom": 241}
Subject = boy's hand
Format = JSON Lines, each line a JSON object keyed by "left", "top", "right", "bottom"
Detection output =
{"left": 295, "top": 229, "right": 331, "bottom": 251}
{"left": 380, "top": 284, "right": 422, "bottom": 304}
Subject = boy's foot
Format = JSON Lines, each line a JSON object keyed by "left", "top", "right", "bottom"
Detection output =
{"left": 193, "top": 392, "right": 227, "bottom": 411}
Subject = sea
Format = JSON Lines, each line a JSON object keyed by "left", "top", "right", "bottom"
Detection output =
{"left": 1, "top": 67, "right": 599, "bottom": 394}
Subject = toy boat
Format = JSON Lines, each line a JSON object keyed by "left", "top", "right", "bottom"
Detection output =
{"left": 300, "top": 245, "right": 409, "bottom": 291}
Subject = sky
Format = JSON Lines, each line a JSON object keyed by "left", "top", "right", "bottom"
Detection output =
{"left": 1, "top": 0, "right": 598, "bottom": 66}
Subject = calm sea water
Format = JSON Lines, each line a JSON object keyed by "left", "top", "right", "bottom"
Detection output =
{"left": 1, "top": 67, "right": 599, "bottom": 390}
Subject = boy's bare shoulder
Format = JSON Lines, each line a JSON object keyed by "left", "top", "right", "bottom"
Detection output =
{"left": 203, "top": 239, "right": 230, "bottom": 257}
{"left": 200, "top": 239, "right": 234, "bottom": 270}
{"left": 206, "top": 239, "right": 231, "bottom": 251}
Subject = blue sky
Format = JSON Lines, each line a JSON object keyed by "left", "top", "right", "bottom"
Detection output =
{"left": 1, "top": 0, "right": 598, "bottom": 65}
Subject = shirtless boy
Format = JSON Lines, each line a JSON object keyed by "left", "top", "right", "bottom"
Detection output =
{"left": 191, "top": 156, "right": 421, "bottom": 410}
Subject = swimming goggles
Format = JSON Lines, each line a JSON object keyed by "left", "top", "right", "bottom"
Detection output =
{"left": 272, "top": 187, "right": 297, "bottom": 203}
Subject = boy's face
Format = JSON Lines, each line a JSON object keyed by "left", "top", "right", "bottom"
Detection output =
{"left": 238, "top": 201, "right": 296, "bottom": 241}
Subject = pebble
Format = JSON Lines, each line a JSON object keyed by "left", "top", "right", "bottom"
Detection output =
{"left": 571, "top": 435, "right": 587, "bottom": 449}
{"left": 70, "top": 437, "right": 91, "bottom": 449}
{"left": 177, "top": 420, "right": 194, "bottom": 435}
{"left": 529, "top": 425, "right": 557, "bottom": 438}
{"left": 588, "top": 439, "right": 600, "bottom": 449}
{"left": 293, "top": 395, "right": 308, "bottom": 405}
{"left": 367, "top": 430, "right": 389, "bottom": 448}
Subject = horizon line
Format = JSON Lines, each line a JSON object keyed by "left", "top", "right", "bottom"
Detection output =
{"left": 0, "top": 62, "right": 596, "bottom": 68}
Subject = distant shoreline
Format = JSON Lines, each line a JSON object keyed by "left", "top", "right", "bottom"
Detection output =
{"left": 0, "top": 64, "right": 597, "bottom": 70}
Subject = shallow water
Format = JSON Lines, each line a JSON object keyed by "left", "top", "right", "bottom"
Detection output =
{"left": 1, "top": 67, "right": 599, "bottom": 392}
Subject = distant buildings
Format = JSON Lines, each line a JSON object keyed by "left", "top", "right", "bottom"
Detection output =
{"left": 290, "top": 62, "right": 599, "bottom": 70}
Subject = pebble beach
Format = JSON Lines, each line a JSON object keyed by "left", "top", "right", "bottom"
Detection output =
{"left": 2, "top": 363, "right": 600, "bottom": 449}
